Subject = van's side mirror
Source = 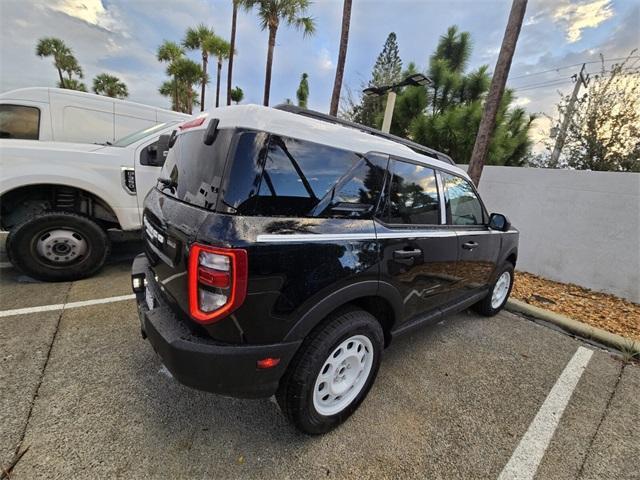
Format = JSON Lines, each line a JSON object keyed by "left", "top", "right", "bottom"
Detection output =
{"left": 140, "top": 135, "right": 171, "bottom": 167}
{"left": 156, "top": 134, "right": 171, "bottom": 163}
{"left": 489, "top": 213, "right": 511, "bottom": 232}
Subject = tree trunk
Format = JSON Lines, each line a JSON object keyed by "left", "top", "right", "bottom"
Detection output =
{"left": 216, "top": 60, "right": 222, "bottom": 108}
{"left": 263, "top": 25, "right": 277, "bottom": 106}
{"left": 173, "top": 76, "right": 179, "bottom": 112}
{"left": 227, "top": 1, "right": 238, "bottom": 106}
{"left": 57, "top": 67, "right": 65, "bottom": 88}
{"left": 201, "top": 53, "right": 208, "bottom": 112}
{"left": 468, "top": 0, "right": 527, "bottom": 186}
{"left": 329, "top": 0, "right": 352, "bottom": 116}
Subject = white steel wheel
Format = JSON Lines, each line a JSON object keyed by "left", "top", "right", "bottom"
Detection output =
{"left": 312, "top": 334, "right": 374, "bottom": 416}
{"left": 491, "top": 271, "right": 511, "bottom": 309}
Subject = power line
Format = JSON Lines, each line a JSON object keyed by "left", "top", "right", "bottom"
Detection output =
{"left": 511, "top": 66, "right": 638, "bottom": 92}
{"left": 508, "top": 55, "right": 640, "bottom": 81}
{"left": 511, "top": 78, "right": 572, "bottom": 91}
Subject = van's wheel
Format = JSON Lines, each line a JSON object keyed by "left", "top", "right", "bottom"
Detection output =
{"left": 277, "top": 307, "right": 384, "bottom": 435}
{"left": 473, "top": 263, "right": 515, "bottom": 316}
{"left": 6, "top": 212, "right": 110, "bottom": 282}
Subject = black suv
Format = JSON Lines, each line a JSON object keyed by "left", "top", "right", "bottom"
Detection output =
{"left": 131, "top": 105, "right": 518, "bottom": 434}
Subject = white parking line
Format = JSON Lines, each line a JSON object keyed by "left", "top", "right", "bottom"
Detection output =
{"left": 0, "top": 294, "right": 136, "bottom": 318}
{"left": 498, "top": 346, "right": 593, "bottom": 480}
{"left": 0, "top": 262, "right": 12, "bottom": 269}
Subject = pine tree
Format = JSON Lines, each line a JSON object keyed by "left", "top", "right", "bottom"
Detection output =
{"left": 356, "top": 32, "right": 403, "bottom": 127}
{"left": 296, "top": 72, "right": 309, "bottom": 108}
{"left": 371, "top": 32, "right": 402, "bottom": 87}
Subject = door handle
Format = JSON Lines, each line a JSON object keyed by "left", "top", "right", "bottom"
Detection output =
{"left": 462, "top": 241, "right": 479, "bottom": 250}
{"left": 394, "top": 249, "right": 422, "bottom": 259}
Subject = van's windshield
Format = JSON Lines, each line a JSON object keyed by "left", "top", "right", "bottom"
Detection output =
{"left": 112, "top": 122, "right": 176, "bottom": 147}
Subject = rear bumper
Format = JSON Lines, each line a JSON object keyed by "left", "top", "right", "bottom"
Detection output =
{"left": 132, "top": 254, "right": 301, "bottom": 398}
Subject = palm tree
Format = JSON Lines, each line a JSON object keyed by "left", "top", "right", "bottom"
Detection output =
{"left": 227, "top": 0, "right": 240, "bottom": 106}
{"left": 59, "top": 54, "right": 83, "bottom": 82}
{"left": 329, "top": 0, "right": 352, "bottom": 116}
{"left": 230, "top": 86, "right": 244, "bottom": 104}
{"left": 157, "top": 41, "right": 185, "bottom": 111}
{"left": 183, "top": 24, "right": 216, "bottom": 111}
{"left": 205, "top": 35, "right": 232, "bottom": 108}
{"left": 169, "top": 58, "right": 205, "bottom": 114}
{"left": 242, "top": 0, "right": 315, "bottom": 106}
{"left": 93, "top": 73, "right": 129, "bottom": 98}
{"left": 36, "top": 37, "right": 72, "bottom": 88}
{"left": 59, "top": 79, "right": 87, "bottom": 92}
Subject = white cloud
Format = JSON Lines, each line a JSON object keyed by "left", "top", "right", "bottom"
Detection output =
{"left": 552, "top": 0, "right": 615, "bottom": 43}
{"left": 512, "top": 96, "right": 532, "bottom": 107}
{"left": 47, "top": 0, "right": 123, "bottom": 34}
{"left": 317, "top": 48, "right": 334, "bottom": 72}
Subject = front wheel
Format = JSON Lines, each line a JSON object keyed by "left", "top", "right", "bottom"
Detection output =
{"left": 277, "top": 308, "right": 384, "bottom": 434}
{"left": 6, "top": 212, "right": 110, "bottom": 282}
{"left": 473, "top": 263, "right": 515, "bottom": 316}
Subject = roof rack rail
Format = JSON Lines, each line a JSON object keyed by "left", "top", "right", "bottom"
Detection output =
{"left": 274, "top": 104, "right": 455, "bottom": 165}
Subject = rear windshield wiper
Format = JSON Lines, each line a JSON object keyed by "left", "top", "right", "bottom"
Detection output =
{"left": 158, "top": 177, "right": 177, "bottom": 191}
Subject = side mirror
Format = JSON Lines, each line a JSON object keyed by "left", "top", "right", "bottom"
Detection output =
{"left": 489, "top": 213, "right": 511, "bottom": 232}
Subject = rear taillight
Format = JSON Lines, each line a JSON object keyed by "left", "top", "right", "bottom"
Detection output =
{"left": 188, "top": 244, "right": 248, "bottom": 324}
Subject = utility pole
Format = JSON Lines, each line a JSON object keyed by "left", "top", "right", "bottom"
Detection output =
{"left": 549, "top": 64, "right": 589, "bottom": 166}
{"left": 381, "top": 91, "right": 397, "bottom": 133}
{"left": 467, "top": 0, "right": 528, "bottom": 186}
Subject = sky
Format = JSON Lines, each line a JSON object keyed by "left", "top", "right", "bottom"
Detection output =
{"left": 1, "top": 0, "right": 638, "bottom": 150}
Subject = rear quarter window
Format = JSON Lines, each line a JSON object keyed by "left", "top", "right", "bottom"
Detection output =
{"left": 219, "top": 133, "right": 387, "bottom": 219}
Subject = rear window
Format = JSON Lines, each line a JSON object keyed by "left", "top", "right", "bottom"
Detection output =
{"left": 157, "top": 128, "right": 234, "bottom": 210}
{"left": 0, "top": 104, "right": 40, "bottom": 140}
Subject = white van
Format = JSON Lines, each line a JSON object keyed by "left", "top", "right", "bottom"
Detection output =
{"left": 0, "top": 87, "right": 189, "bottom": 145}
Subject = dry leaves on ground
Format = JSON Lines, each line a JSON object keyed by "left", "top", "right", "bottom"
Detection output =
{"left": 512, "top": 271, "right": 640, "bottom": 342}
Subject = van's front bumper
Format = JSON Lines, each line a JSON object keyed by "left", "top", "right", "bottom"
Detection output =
{"left": 131, "top": 254, "right": 301, "bottom": 399}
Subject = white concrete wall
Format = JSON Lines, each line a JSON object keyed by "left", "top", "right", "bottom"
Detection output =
{"left": 472, "top": 166, "right": 640, "bottom": 302}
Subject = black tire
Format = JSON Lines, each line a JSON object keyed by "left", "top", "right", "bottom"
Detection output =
{"left": 277, "top": 307, "right": 384, "bottom": 435}
{"left": 473, "top": 263, "right": 515, "bottom": 316}
{"left": 6, "top": 211, "right": 110, "bottom": 282}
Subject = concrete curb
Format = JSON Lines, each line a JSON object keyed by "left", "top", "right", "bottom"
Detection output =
{"left": 506, "top": 298, "right": 640, "bottom": 356}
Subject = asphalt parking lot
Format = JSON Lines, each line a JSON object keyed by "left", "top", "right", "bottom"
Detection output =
{"left": 1, "top": 244, "right": 638, "bottom": 479}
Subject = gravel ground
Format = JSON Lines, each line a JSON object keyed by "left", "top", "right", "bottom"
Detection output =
{"left": 512, "top": 271, "right": 640, "bottom": 342}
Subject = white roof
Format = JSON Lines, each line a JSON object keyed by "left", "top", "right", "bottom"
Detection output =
{"left": 0, "top": 87, "right": 189, "bottom": 118}
{"left": 188, "top": 104, "right": 468, "bottom": 178}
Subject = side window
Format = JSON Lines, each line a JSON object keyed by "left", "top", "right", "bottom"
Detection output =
{"left": 254, "top": 135, "right": 363, "bottom": 217}
{"left": 385, "top": 159, "right": 440, "bottom": 225}
{"left": 441, "top": 173, "right": 485, "bottom": 225}
{"left": 0, "top": 105, "right": 40, "bottom": 140}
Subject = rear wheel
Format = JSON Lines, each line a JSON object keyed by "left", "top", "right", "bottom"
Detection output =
{"left": 473, "top": 263, "right": 514, "bottom": 316}
{"left": 6, "top": 212, "right": 110, "bottom": 282}
{"left": 277, "top": 307, "right": 384, "bottom": 434}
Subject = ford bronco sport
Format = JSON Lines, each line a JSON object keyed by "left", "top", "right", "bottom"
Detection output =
{"left": 131, "top": 104, "right": 518, "bottom": 434}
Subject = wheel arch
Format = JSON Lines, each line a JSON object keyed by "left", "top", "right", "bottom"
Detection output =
{"left": 0, "top": 183, "right": 121, "bottom": 230}
{"left": 283, "top": 281, "right": 403, "bottom": 347}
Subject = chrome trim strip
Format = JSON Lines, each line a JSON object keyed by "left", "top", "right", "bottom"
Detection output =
{"left": 377, "top": 230, "right": 456, "bottom": 238}
{"left": 435, "top": 171, "right": 446, "bottom": 225}
{"left": 256, "top": 228, "right": 517, "bottom": 243}
{"left": 256, "top": 233, "right": 376, "bottom": 243}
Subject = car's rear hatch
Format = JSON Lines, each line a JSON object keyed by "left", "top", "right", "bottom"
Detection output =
{"left": 142, "top": 125, "right": 236, "bottom": 332}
